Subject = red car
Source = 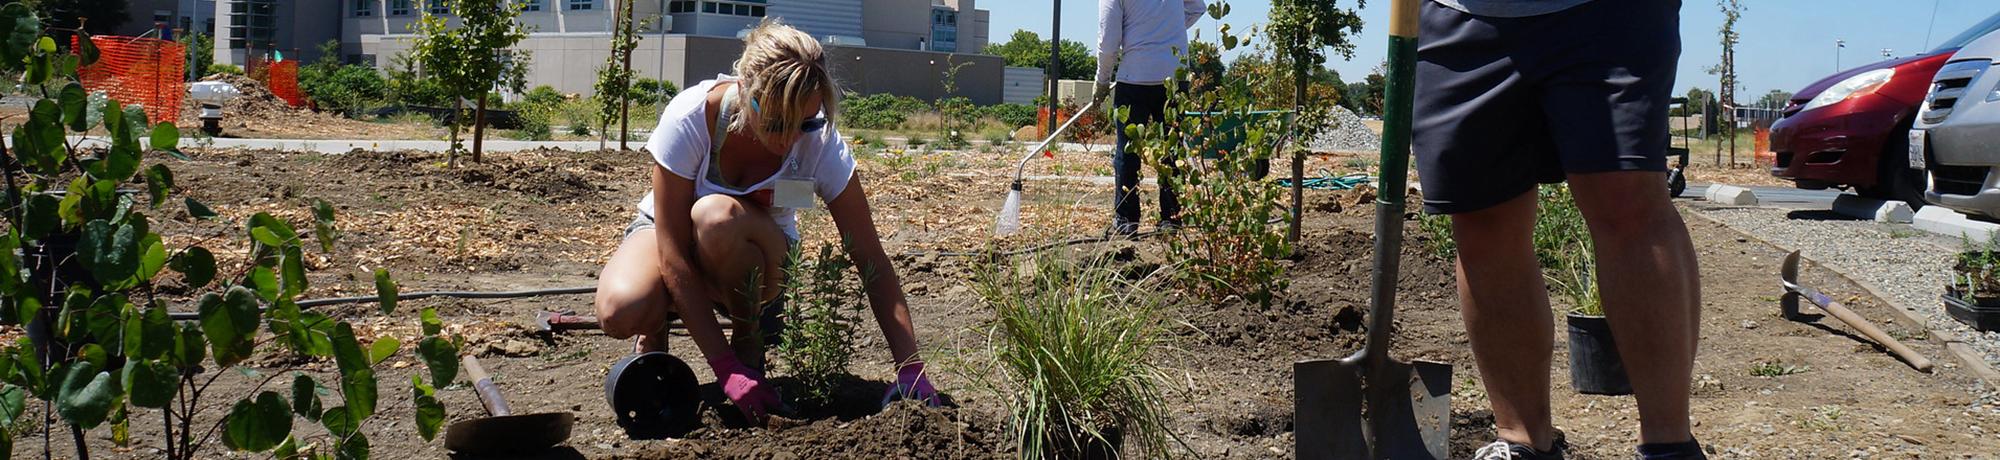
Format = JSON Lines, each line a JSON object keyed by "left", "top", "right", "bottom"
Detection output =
{"left": 1770, "top": 13, "right": 2000, "bottom": 205}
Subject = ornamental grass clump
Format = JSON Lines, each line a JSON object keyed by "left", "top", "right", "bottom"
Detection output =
{"left": 973, "top": 255, "right": 1177, "bottom": 459}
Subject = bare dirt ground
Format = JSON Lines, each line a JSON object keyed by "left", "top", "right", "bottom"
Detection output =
{"left": 6, "top": 145, "right": 1999, "bottom": 458}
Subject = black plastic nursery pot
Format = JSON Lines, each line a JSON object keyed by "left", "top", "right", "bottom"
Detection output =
{"left": 1941, "top": 289, "right": 2000, "bottom": 333}
{"left": 1566, "top": 312, "right": 1633, "bottom": 396}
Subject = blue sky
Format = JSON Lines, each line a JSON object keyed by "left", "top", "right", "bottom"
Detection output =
{"left": 988, "top": 0, "right": 2000, "bottom": 99}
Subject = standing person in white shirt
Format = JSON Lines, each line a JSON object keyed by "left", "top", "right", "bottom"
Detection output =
{"left": 1096, "top": 0, "right": 1206, "bottom": 235}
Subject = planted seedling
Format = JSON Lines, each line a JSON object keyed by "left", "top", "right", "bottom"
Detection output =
{"left": 1749, "top": 361, "right": 1811, "bottom": 378}
{"left": 775, "top": 243, "right": 870, "bottom": 409}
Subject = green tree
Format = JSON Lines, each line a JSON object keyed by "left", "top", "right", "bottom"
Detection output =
{"left": 986, "top": 29, "right": 1095, "bottom": 80}
{"left": 1265, "top": 0, "right": 1367, "bottom": 244}
{"left": 411, "top": 0, "right": 532, "bottom": 165}
{"left": 1185, "top": 40, "right": 1224, "bottom": 92}
{"left": 1680, "top": 86, "right": 1714, "bottom": 117}
{"left": 1706, "top": 0, "right": 1744, "bottom": 163}
{"left": 1756, "top": 89, "right": 1793, "bottom": 110}
{"left": 595, "top": 0, "right": 649, "bottom": 150}
{"left": 176, "top": 32, "right": 214, "bottom": 80}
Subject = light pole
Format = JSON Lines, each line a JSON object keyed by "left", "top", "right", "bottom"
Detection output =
{"left": 1881, "top": 48, "right": 1893, "bottom": 59}
{"left": 1048, "top": 0, "right": 1061, "bottom": 133}
{"left": 1835, "top": 38, "right": 1846, "bottom": 72}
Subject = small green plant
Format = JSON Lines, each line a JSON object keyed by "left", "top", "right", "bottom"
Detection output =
{"left": 1139, "top": 16, "right": 1290, "bottom": 307}
{"left": 204, "top": 63, "right": 243, "bottom": 76}
{"left": 1749, "top": 360, "right": 1810, "bottom": 377}
{"left": 1415, "top": 211, "right": 1456, "bottom": 260}
{"left": 775, "top": 244, "right": 869, "bottom": 408}
{"left": 1799, "top": 405, "right": 1847, "bottom": 432}
{"left": 905, "top": 135, "right": 929, "bottom": 147}
{"left": 1888, "top": 228, "right": 1921, "bottom": 239}
{"left": 973, "top": 255, "right": 1178, "bottom": 459}
{"left": 1953, "top": 234, "right": 2000, "bottom": 299}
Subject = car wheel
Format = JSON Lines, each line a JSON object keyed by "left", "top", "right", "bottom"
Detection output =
{"left": 1860, "top": 123, "right": 1925, "bottom": 209}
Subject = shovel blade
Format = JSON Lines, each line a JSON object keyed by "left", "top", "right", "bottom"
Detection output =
{"left": 444, "top": 412, "right": 576, "bottom": 455}
{"left": 1295, "top": 359, "right": 1453, "bottom": 460}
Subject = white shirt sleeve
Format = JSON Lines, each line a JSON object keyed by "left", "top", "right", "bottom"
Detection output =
{"left": 1096, "top": 0, "right": 1123, "bottom": 85}
{"left": 645, "top": 92, "right": 709, "bottom": 180}
{"left": 812, "top": 126, "right": 857, "bottom": 202}
{"left": 1184, "top": 0, "right": 1206, "bottom": 28}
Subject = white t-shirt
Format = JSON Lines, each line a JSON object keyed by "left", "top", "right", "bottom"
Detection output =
{"left": 636, "top": 75, "right": 857, "bottom": 242}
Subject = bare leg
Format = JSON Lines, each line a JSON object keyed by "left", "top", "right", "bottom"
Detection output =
{"left": 1568, "top": 171, "right": 1700, "bottom": 444}
{"left": 594, "top": 233, "right": 672, "bottom": 353}
{"left": 1450, "top": 190, "right": 1557, "bottom": 451}
{"left": 690, "top": 194, "right": 790, "bottom": 371}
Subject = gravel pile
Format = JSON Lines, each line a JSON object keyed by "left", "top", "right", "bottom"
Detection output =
{"left": 1697, "top": 207, "right": 2000, "bottom": 376}
{"left": 1305, "top": 106, "right": 1380, "bottom": 153}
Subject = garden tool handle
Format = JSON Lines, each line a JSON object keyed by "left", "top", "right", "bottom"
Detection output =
{"left": 1801, "top": 290, "right": 1935, "bottom": 372}
{"left": 1348, "top": 0, "right": 1422, "bottom": 371}
{"left": 1011, "top": 83, "right": 1114, "bottom": 182}
{"left": 464, "top": 355, "right": 513, "bottom": 417}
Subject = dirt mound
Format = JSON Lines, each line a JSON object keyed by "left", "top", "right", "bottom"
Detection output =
{"left": 175, "top": 74, "right": 439, "bottom": 140}
{"left": 623, "top": 403, "right": 1011, "bottom": 460}
{"left": 450, "top": 162, "right": 602, "bottom": 203}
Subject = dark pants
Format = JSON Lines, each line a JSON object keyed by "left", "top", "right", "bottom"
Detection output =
{"left": 1112, "top": 83, "right": 1179, "bottom": 230}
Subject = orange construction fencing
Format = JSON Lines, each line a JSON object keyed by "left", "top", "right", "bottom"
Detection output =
{"left": 265, "top": 60, "right": 305, "bottom": 108}
{"left": 74, "top": 35, "right": 186, "bottom": 125}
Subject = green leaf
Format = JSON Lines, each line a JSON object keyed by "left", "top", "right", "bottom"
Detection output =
{"left": 137, "top": 305, "right": 175, "bottom": 359}
{"left": 269, "top": 300, "right": 334, "bottom": 357}
{"left": 76, "top": 31, "right": 98, "bottom": 67}
{"left": 121, "top": 359, "right": 177, "bottom": 409}
{"left": 0, "top": 3, "right": 38, "bottom": 72}
{"left": 419, "top": 307, "right": 440, "bottom": 336}
{"left": 341, "top": 368, "right": 377, "bottom": 420}
{"left": 335, "top": 431, "right": 369, "bottom": 460}
{"left": 250, "top": 212, "right": 301, "bottom": 246}
{"left": 251, "top": 226, "right": 285, "bottom": 248}
{"left": 170, "top": 246, "right": 217, "bottom": 288}
{"left": 417, "top": 336, "right": 458, "bottom": 387}
{"left": 375, "top": 269, "right": 398, "bottom": 315}
{"left": 137, "top": 235, "right": 166, "bottom": 283}
{"left": 312, "top": 199, "right": 338, "bottom": 253}
{"left": 412, "top": 376, "right": 445, "bottom": 441}
{"left": 111, "top": 403, "right": 129, "bottom": 447}
{"left": 82, "top": 294, "right": 126, "bottom": 346}
{"left": 54, "top": 360, "right": 120, "bottom": 429}
{"left": 76, "top": 219, "right": 140, "bottom": 288}
{"left": 0, "top": 384, "right": 26, "bottom": 427}
{"left": 173, "top": 321, "right": 207, "bottom": 369}
{"left": 275, "top": 436, "right": 303, "bottom": 460}
{"left": 281, "top": 245, "right": 307, "bottom": 299}
{"left": 143, "top": 164, "right": 174, "bottom": 209}
{"left": 222, "top": 391, "right": 292, "bottom": 452}
{"left": 21, "top": 193, "right": 61, "bottom": 241}
{"left": 320, "top": 405, "right": 356, "bottom": 437}
{"left": 59, "top": 83, "right": 87, "bottom": 131}
{"left": 150, "top": 122, "right": 179, "bottom": 152}
{"left": 367, "top": 337, "right": 399, "bottom": 366}
{"left": 199, "top": 287, "right": 261, "bottom": 367}
{"left": 291, "top": 373, "right": 323, "bottom": 421}
{"left": 329, "top": 322, "right": 369, "bottom": 375}
{"left": 185, "top": 197, "right": 218, "bottom": 220}
{"left": 14, "top": 117, "right": 65, "bottom": 174}
{"left": 247, "top": 266, "right": 280, "bottom": 303}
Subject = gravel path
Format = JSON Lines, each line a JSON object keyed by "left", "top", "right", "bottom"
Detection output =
{"left": 1694, "top": 206, "right": 2000, "bottom": 373}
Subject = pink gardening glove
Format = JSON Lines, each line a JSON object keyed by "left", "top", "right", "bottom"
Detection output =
{"left": 881, "top": 362, "right": 942, "bottom": 408}
{"left": 709, "top": 354, "right": 781, "bottom": 420}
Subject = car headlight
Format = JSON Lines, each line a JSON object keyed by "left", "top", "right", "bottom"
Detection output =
{"left": 1801, "top": 68, "right": 1896, "bottom": 113}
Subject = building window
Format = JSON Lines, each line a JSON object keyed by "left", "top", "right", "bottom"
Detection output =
{"left": 668, "top": 0, "right": 695, "bottom": 13}
{"left": 751, "top": 5, "right": 764, "bottom": 16}
{"left": 353, "top": 0, "right": 373, "bottom": 17}
{"left": 429, "top": 1, "right": 449, "bottom": 14}
{"left": 701, "top": 2, "right": 714, "bottom": 13}
{"left": 520, "top": 0, "right": 541, "bottom": 12}
{"left": 568, "top": 0, "right": 594, "bottom": 10}
{"left": 390, "top": 0, "right": 410, "bottom": 15}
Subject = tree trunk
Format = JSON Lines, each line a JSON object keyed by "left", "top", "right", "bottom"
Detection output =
{"left": 619, "top": 0, "right": 636, "bottom": 151}
{"left": 449, "top": 97, "right": 463, "bottom": 167}
{"left": 1287, "top": 53, "right": 1307, "bottom": 247}
{"left": 473, "top": 93, "right": 488, "bottom": 164}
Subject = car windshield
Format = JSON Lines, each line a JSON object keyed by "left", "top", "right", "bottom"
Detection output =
{"left": 1935, "top": 11, "right": 2000, "bottom": 53}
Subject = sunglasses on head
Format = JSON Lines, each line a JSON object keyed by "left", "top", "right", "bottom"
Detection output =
{"left": 749, "top": 97, "right": 828, "bottom": 134}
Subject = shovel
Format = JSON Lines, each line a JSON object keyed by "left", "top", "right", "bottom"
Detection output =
{"left": 1295, "top": 0, "right": 1454, "bottom": 458}
{"left": 994, "top": 84, "right": 1113, "bottom": 237}
{"left": 444, "top": 355, "right": 577, "bottom": 455}
{"left": 1779, "top": 251, "right": 1934, "bottom": 372}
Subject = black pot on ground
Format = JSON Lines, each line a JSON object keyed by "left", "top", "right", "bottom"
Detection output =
{"left": 1567, "top": 312, "right": 1632, "bottom": 396}
{"left": 1942, "top": 288, "right": 2000, "bottom": 333}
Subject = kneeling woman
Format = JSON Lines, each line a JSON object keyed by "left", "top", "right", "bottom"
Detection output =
{"left": 593, "top": 20, "right": 937, "bottom": 420}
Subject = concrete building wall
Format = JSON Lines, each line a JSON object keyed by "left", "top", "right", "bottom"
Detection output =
{"left": 120, "top": 0, "right": 215, "bottom": 37}
{"left": 769, "top": 0, "right": 863, "bottom": 39}
{"left": 860, "top": 0, "right": 928, "bottom": 51}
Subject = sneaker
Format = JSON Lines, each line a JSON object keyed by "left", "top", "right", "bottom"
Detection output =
{"left": 1155, "top": 219, "right": 1183, "bottom": 232}
{"left": 1475, "top": 440, "right": 1564, "bottom": 460}
{"left": 1108, "top": 221, "right": 1139, "bottom": 238}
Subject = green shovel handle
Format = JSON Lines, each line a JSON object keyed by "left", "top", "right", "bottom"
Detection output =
{"left": 1351, "top": 0, "right": 1421, "bottom": 369}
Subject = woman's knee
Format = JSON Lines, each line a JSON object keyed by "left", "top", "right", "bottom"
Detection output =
{"left": 594, "top": 278, "right": 662, "bottom": 339}
{"left": 691, "top": 194, "right": 750, "bottom": 233}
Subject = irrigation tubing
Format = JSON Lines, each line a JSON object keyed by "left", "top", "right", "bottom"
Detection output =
{"left": 164, "top": 286, "right": 597, "bottom": 321}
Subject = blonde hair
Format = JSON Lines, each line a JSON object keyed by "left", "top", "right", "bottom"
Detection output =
{"left": 730, "top": 19, "right": 839, "bottom": 144}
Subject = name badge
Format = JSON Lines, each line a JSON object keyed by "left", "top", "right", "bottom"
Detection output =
{"left": 774, "top": 179, "right": 816, "bottom": 209}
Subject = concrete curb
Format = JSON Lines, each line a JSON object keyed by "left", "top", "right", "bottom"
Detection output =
{"left": 1913, "top": 205, "right": 2000, "bottom": 244}
{"left": 1830, "top": 195, "right": 1915, "bottom": 223}
{"left": 1682, "top": 208, "right": 2000, "bottom": 388}
{"left": 1702, "top": 184, "right": 1759, "bottom": 206}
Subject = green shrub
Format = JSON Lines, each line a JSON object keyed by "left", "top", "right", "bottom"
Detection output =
{"left": 978, "top": 103, "right": 1039, "bottom": 129}
{"left": 842, "top": 92, "right": 925, "bottom": 130}
{"left": 973, "top": 255, "right": 1177, "bottom": 459}
{"left": 1415, "top": 210, "right": 1455, "bottom": 260}
{"left": 520, "top": 85, "right": 565, "bottom": 109}
{"left": 205, "top": 63, "right": 243, "bottom": 76}
{"left": 556, "top": 97, "right": 599, "bottom": 136}
{"left": 775, "top": 244, "right": 868, "bottom": 408}
{"left": 632, "top": 77, "right": 677, "bottom": 107}
{"left": 300, "top": 65, "right": 388, "bottom": 116}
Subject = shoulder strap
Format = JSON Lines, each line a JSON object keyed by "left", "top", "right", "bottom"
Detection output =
{"left": 711, "top": 85, "right": 736, "bottom": 155}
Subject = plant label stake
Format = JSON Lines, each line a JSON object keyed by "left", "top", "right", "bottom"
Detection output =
{"left": 1295, "top": 0, "right": 1453, "bottom": 458}
{"left": 1779, "top": 251, "right": 1934, "bottom": 372}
